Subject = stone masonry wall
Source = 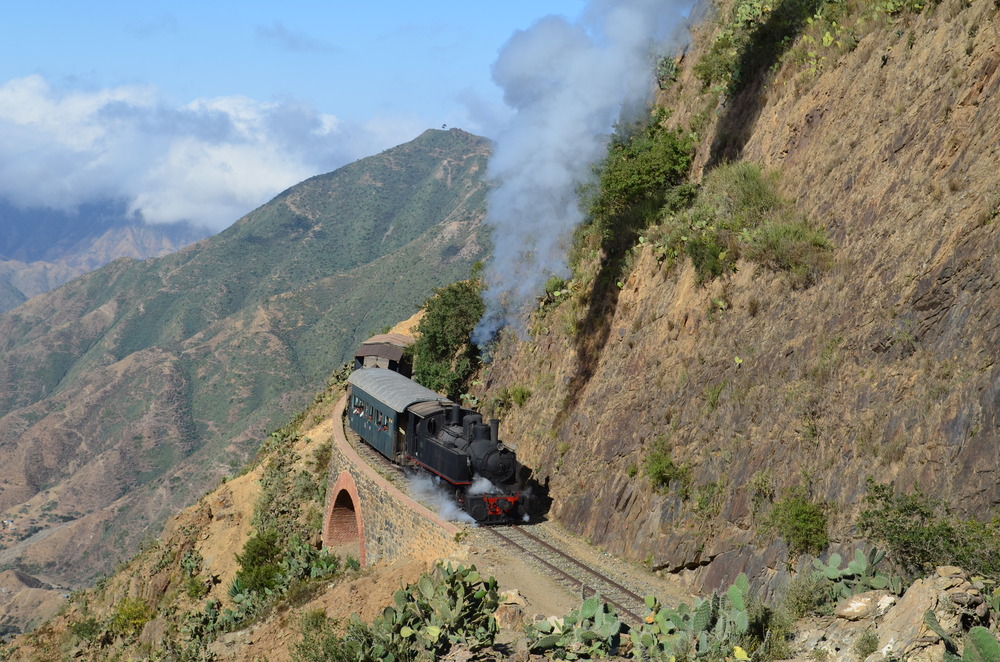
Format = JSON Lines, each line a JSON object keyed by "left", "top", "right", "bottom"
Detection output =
{"left": 323, "top": 394, "right": 460, "bottom": 566}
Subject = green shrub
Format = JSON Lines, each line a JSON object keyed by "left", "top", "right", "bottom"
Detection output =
{"left": 687, "top": 234, "right": 731, "bottom": 282}
{"left": 742, "top": 216, "right": 831, "bottom": 288}
{"left": 490, "top": 384, "right": 533, "bottom": 418}
{"left": 569, "top": 107, "right": 694, "bottom": 284}
{"left": 541, "top": 275, "right": 570, "bottom": 304}
{"left": 292, "top": 612, "right": 345, "bottom": 662}
{"left": 186, "top": 576, "right": 209, "bottom": 600}
{"left": 767, "top": 488, "right": 828, "bottom": 556}
{"left": 703, "top": 380, "right": 727, "bottom": 411}
{"left": 236, "top": 529, "right": 283, "bottom": 594}
{"left": 291, "top": 469, "right": 324, "bottom": 503}
{"left": 852, "top": 628, "right": 879, "bottom": 659}
{"left": 857, "top": 478, "right": 1000, "bottom": 578}
{"left": 310, "top": 442, "right": 332, "bottom": 476}
{"left": 590, "top": 108, "right": 695, "bottom": 222}
{"left": 509, "top": 385, "right": 532, "bottom": 407}
{"left": 412, "top": 278, "right": 485, "bottom": 398}
{"left": 783, "top": 571, "right": 832, "bottom": 618}
{"left": 108, "top": 597, "right": 154, "bottom": 638}
{"left": 653, "top": 161, "right": 831, "bottom": 287}
{"left": 749, "top": 470, "right": 775, "bottom": 515}
{"left": 300, "top": 608, "right": 329, "bottom": 633}
{"left": 694, "top": 31, "right": 738, "bottom": 89}
{"left": 68, "top": 616, "right": 102, "bottom": 642}
{"left": 645, "top": 436, "right": 691, "bottom": 497}
{"left": 694, "top": 0, "right": 825, "bottom": 94}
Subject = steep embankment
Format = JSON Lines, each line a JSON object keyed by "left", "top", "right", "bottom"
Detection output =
{"left": 0, "top": 128, "right": 491, "bottom": 591}
{"left": 480, "top": 0, "right": 998, "bottom": 592}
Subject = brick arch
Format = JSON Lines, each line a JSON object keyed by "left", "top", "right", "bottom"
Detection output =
{"left": 323, "top": 470, "right": 366, "bottom": 566}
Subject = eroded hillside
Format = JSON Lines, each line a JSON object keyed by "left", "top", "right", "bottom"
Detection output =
{"left": 0, "top": 129, "right": 491, "bottom": 592}
{"left": 476, "top": 0, "right": 998, "bottom": 592}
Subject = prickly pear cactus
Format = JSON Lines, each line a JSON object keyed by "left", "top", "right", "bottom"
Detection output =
{"left": 811, "top": 547, "right": 902, "bottom": 601}
{"left": 529, "top": 592, "right": 624, "bottom": 659}
{"left": 963, "top": 626, "right": 1000, "bottom": 662}
{"left": 633, "top": 573, "right": 753, "bottom": 661}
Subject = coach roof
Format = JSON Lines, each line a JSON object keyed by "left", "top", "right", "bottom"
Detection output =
{"left": 348, "top": 368, "right": 452, "bottom": 413}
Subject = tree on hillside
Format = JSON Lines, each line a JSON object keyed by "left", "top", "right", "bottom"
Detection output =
{"left": 411, "top": 274, "right": 485, "bottom": 399}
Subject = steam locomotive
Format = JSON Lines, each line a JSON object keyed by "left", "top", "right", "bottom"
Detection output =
{"left": 346, "top": 336, "right": 522, "bottom": 523}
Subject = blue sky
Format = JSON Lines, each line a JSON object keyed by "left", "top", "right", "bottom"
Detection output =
{"left": 0, "top": 1, "right": 591, "bottom": 229}
{"left": 1, "top": 2, "right": 587, "bottom": 129}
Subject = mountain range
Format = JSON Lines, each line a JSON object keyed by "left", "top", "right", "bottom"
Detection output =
{"left": 0, "top": 199, "right": 211, "bottom": 310}
{"left": 0, "top": 127, "right": 491, "bottom": 587}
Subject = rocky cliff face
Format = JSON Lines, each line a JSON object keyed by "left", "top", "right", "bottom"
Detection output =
{"left": 480, "top": 0, "right": 998, "bottom": 593}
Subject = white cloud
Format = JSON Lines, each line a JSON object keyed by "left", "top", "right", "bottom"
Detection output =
{"left": 0, "top": 75, "right": 421, "bottom": 230}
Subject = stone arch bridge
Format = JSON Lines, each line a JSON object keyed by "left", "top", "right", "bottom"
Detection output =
{"left": 322, "top": 394, "right": 461, "bottom": 566}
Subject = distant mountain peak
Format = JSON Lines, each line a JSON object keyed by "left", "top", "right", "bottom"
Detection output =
{"left": 0, "top": 198, "right": 212, "bottom": 306}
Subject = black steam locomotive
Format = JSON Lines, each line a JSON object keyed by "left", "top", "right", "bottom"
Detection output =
{"left": 346, "top": 338, "right": 522, "bottom": 523}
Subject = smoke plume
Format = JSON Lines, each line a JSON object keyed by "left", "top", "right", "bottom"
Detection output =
{"left": 473, "top": 0, "right": 693, "bottom": 343}
{"left": 406, "top": 472, "right": 476, "bottom": 524}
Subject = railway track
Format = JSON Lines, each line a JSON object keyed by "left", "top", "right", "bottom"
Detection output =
{"left": 488, "top": 525, "right": 650, "bottom": 626}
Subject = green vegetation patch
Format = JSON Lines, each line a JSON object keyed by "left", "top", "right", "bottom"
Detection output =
{"left": 645, "top": 161, "right": 831, "bottom": 287}
{"left": 766, "top": 487, "right": 828, "bottom": 556}
{"left": 857, "top": 478, "right": 1000, "bottom": 579}
{"left": 645, "top": 435, "right": 692, "bottom": 498}
{"left": 292, "top": 564, "right": 499, "bottom": 662}
{"left": 571, "top": 109, "right": 695, "bottom": 287}
{"left": 108, "top": 597, "right": 154, "bottom": 639}
{"left": 695, "top": 0, "right": 944, "bottom": 94}
{"left": 411, "top": 275, "right": 486, "bottom": 399}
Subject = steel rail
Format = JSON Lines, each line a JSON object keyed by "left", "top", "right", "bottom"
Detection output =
{"left": 488, "top": 526, "right": 647, "bottom": 626}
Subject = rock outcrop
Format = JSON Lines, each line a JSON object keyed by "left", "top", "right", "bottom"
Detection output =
{"left": 482, "top": 0, "right": 999, "bottom": 595}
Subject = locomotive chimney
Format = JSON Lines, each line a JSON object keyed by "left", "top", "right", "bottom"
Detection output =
{"left": 463, "top": 414, "right": 482, "bottom": 440}
{"left": 490, "top": 419, "right": 499, "bottom": 443}
{"left": 451, "top": 404, "right": 461, "bottom": 425}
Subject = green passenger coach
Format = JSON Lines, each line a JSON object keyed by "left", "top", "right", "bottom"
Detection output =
{"left": 347, "top": 368, "right": 450, "bottom": 460}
